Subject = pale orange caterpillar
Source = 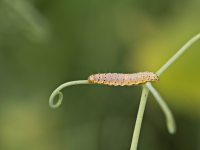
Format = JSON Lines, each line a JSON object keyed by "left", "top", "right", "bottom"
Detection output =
{"left": 88, "top": 72, "right": 159, "bottom": 86}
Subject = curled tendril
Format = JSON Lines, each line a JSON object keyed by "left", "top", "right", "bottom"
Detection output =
{"left": 49, "top": 79, "right": 143, "bottom": 108}
{"left": 49, "top": 80, "right": 91, "bottom": 108}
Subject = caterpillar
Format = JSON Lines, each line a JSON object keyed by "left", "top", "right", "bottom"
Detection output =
{"left": 88, "top": 72, "right": 159, "bottom": 86}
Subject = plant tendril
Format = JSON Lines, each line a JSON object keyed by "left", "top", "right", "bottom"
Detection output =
{"left": 49, "top": 80, "right": 91, "bottom": 108}
{"left": 146, "top": 82, "right": 176, "bottom": 134}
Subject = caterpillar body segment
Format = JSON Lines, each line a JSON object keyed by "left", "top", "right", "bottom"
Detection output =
{"left": 88, "top": 72, "right": 159, "bottom": 86}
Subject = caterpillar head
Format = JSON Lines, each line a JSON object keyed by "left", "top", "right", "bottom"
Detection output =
{"left": 88, "top": 75, "right": 95, "bottom": 83}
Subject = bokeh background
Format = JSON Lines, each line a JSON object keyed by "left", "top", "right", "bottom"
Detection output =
{"left": 0, "top": 0, "right": 200, "bottom": 150}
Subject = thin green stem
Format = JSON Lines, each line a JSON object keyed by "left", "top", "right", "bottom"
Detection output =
{"left": 146, "top": 82, "right": 176, "bottom": 134}
{"left": 130, "top": 84, "right": 149, "bottom": 150}
{"left": 49, "top": 80, "right": 91, "bottom": 108}
{"left": 156, "top": 33, "right": 200, "bottom": 76}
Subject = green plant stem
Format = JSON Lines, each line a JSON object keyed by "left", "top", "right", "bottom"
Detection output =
{"left": 49, "top": 80, "right": 90, "bottom": 108}
{"left": 130, "top": 84, "right": 149, "bottom": 150}
{"left": 146, "top": 82, "right": 176, "bottom": 134}
{"left": 156, "top": 33, "right": 200, "bottom": 76}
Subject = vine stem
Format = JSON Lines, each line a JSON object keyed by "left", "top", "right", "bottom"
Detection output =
{"left": 156, "top": 33, "right": 200, "bottom": 76}
{"left": 130, "top": 33, "right": 200, "bottom": 150}
{"left": 130, "top": 84, "right": 149, "bottom": 150}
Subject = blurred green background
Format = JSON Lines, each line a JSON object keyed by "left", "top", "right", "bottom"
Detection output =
{"left": 0, "top": 0, "right": 200, "bottom": 150}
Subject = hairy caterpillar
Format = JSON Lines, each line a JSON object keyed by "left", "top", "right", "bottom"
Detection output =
{"left": 88, "top": 72, "right": 159, "bottom": 86}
